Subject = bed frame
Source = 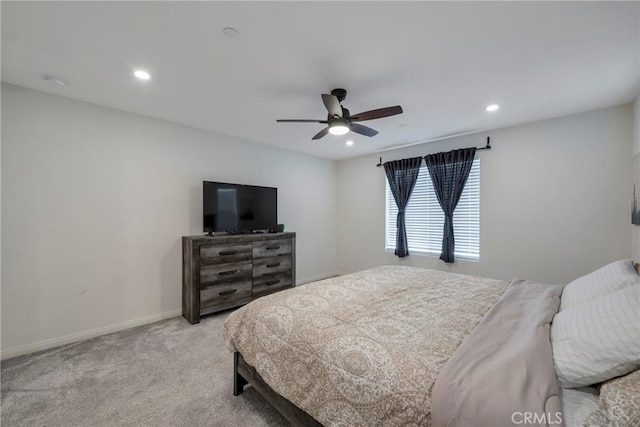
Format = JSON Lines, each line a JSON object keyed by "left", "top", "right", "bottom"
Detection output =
{"left": 233, "top": 352, "right": 322, "bottom": 426}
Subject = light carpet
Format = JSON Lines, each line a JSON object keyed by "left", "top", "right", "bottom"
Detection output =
{"left": 1, "top": 311, "right": 288, "bottom": 426}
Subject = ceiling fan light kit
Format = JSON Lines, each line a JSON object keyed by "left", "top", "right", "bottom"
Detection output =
{"left": 277, "top": 88, "right": 403, "bottom": 141}
{"left": 329, "top": 120, "right": 350, "bottom": 135}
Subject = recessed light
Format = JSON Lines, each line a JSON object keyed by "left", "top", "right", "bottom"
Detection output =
{"left": 486, "top": 104, "right": 500, "bottom": 112}
{"left": 43, "top": 75, "right": 68, "bottom": 86}
{"left": 134, "top": 70, "right": 151, "bottom": 80}
{"left": 346, "top": 140, "right": 354, "bottom": 146}
{"left": 222, "top": 27, "right": 240, "bottom": 39}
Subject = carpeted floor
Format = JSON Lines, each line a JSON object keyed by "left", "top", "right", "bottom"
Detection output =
{"left": 1, "top": 311, "right": 289, "bottom": 426}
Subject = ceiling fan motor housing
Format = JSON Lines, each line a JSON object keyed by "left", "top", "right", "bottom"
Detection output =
{"left": 328, "top": 108, "right": 350, "bottom": 121}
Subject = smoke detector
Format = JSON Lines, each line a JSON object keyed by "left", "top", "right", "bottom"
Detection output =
{"left": 43, "top": 75, "right": 68, "bottom": 86}
{"left": 222, "top": 27, "right": 240, "bottom": 38}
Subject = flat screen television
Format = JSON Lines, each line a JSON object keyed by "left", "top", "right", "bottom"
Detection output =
{"left": 203, "top": 181, "right": 277, "bottom": 234}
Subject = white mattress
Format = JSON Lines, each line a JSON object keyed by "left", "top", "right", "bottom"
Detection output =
{"left": 560, "top": 387, "right": 599, "bottom": 427}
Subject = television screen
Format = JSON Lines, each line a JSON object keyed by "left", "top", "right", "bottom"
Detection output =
{"left": 203, "top": 181, "right": 277, "bottom": 233}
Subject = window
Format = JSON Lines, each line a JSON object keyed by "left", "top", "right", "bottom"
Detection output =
{"left": 385, "top": 159, "right": 480, "bottom": 260}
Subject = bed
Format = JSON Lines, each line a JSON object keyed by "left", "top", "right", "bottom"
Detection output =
{"left": 224, "top": 263, "right": 640, "bottom": 426}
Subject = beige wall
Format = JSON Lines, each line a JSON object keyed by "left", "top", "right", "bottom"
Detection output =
{"left": 337, "top": 104, "right": 634, "bottom": 285}
{"left": 1, "top": 83, "right": 338, "bottom": 357}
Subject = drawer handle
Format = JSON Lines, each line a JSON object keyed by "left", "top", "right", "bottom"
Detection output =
{"left": 219, "top": 250, "right": 237, "bottom": 256}
{"left": 218, "top": 289, "right": 238, "bottom": 296}
{"left": 218, "top": 270, "right": 238, "bottom": 276}
{"left": 266, "top": 280, "right": 281, "bottom": 286}
{"left": 266, "top": 263, "right": 281, "bottom": 268}
{"left": 266, "top": 246, "right": 280, "bottom": 250}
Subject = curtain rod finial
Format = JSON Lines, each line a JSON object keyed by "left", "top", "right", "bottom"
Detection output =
{"left": 476, "top": 136, "right": 491, "bottom": 150}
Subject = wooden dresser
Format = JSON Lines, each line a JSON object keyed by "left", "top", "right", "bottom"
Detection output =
{"left": 182, "top": 232, "right": 296, "bottom": 324}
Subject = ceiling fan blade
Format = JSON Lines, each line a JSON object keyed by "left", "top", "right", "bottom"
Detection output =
{"left": 350, "top": 106, "right": 403, "bottom": 122}
{"left": 277, "top": 119, "right": 328, "bottom": 123}
{"left": 321, "top": 94, "right": 343, "bottom": 118}
{"left": 349, "top": 123, "right": 379, "bottom": 137}
{"left": 312, "top": 127, "right": 330, "bottom": 140}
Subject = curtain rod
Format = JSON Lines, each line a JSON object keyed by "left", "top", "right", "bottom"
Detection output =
{"left": 376, "top": 136, "right": 491, "bottom": 168}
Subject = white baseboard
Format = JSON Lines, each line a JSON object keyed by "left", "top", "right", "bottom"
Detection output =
{"left": 2, "top": 272, "right": 342, "bottom": 361}
{"left": 1, "top": 308, "right": 182, "bottom": 361}
{"left": 297, "top": 272, "right": 341, "bottom": 285}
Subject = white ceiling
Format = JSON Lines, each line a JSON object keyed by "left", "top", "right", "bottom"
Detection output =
{"left": 2, "top": 1, "right": 639, "bottom": 160}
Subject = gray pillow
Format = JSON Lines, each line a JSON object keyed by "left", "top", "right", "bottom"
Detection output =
{"left": 560, "top": 260, "right": 640, "bottom": 311}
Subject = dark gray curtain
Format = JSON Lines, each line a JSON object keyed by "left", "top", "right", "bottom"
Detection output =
{"left": 424, "top": 148, "right": 477, "bottom": 263}
{"left": 383, "top": 157, "right": 423, "bottom": 257}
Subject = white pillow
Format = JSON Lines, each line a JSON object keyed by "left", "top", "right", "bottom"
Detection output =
{"left": 551, "top": 284, "right": 640, "bottom": 388}
{"left": 560, "top": 260, "right": 640, "bottom": 311}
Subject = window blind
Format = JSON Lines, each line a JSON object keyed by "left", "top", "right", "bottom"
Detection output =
{"left": 385, "top": 159, "right": 480, "bottom": 260}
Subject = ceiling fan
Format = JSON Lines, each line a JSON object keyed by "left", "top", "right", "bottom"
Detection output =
{"left": 277, "top": 88, "right": 403, "bottom": 140}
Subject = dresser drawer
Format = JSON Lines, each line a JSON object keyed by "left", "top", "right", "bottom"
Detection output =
{"left": 253, "top": 272, "right": 292, "bottom": 297}
{"left": 201, "top": 261, "right": 252, "bottom": 286}
{"left": 253, "top": 255, "right": 292, "bottom": 277}
{"left": 200, "top": 243, "right": 252, "bottom": 265}
{"left": 200, "top": 280, "right": 252, "bottom": 309}
{"left": 253, "top": 239, "right": 292, "bottom": 258}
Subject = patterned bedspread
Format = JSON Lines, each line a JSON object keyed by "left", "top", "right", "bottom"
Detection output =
{"left": 224, "top": 265, "right": 508, "bottom": 426}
